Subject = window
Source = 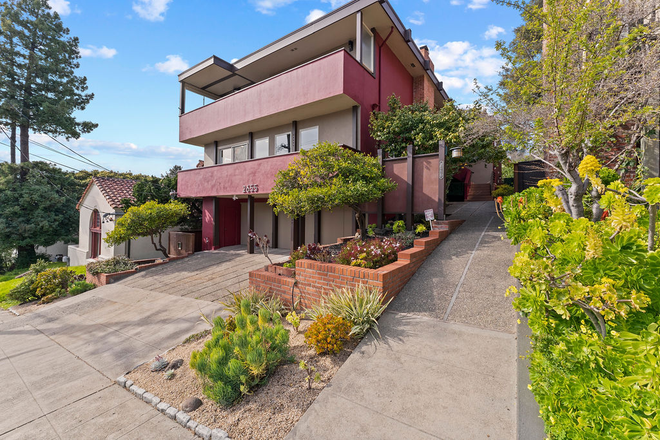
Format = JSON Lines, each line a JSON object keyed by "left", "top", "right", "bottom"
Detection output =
{"left": 217, "top": 143, "right": 247, "bottom": 164}
{"left": 219, "top": 147, "right": 232, "bottom": 164}
{"left": 361, "top": 24, "right": 375, "bottom": 72}
{"left": 233, "top": 144, "right": 247, "bottom": 162}
{"left": 254, "top": 138, "right": 269, "bottom": 158}
{"left": 90, "top": 210, "right": 101, "bottom": 259}
{"left": 299, "top": 127, "right": 319, "bottom": 150}
{"left": 275, "top": 133, "right": 291, "bottom": 155}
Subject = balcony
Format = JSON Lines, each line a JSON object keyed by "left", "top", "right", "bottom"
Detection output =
{"left": 177, "top": 152, "right": 300, "bottom": 198}
{"left": 179, "top": 49, "right": 375, "bottom": 146}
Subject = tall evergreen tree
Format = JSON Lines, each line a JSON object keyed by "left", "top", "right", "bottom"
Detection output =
{"left": 0, "top": 0, "right": 97, "bottom": 162}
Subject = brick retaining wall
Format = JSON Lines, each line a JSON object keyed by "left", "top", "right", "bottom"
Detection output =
{"left": 249, "top": 220, "right": 463, "bottom": 307}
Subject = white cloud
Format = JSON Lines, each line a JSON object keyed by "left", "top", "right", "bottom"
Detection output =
{"left": 321, "top": 0, "right": 350, "bottom": 8}
{"left": 305, "top": 9, "right": 326, "bottom": 23}
{"left": 483, "top": 25, "right": 505, "bottom": 40}
{"left": 408, "top": 11, "right": 425, "bottom": 26}
{"left": 79, "top": 45, "right": 117, "bottom": 59}
{"left": 417, "top": 39, "right": 503, "bottom": 98}
{"left": 146, "top": 55, "right": 189, "bottom": 74}
{"left": 468, "top": 0, "right": 490, "bottom": 9}
{"left": 132, "top": 0, "right": 172, "bottom": 22}
{"left": 252, "top": 0, "right": 297, "bottom": 15}
{"left": 48, "top": 0, "right": 79, "bottom": 16}
{"left": 449, "top": 0, "right": 490, "bottom": 9}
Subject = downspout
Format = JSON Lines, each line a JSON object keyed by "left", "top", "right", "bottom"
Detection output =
{"left": 377, "top": 26, "right": 395, "bottom": 111}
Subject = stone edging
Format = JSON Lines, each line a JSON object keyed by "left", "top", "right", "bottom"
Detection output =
{"left": 116, "top": 375, "right": 232, "bottom": 440}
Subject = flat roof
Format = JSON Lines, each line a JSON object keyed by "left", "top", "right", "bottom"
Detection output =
{"left": 179, "top": 0, "right": 449, "bottom": 101}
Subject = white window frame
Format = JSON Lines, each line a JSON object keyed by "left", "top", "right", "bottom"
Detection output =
{"left": 275, "top": 132, "right": 291, "bottom": 155}
{"left": 254, "top": 137, "right": 269, "bottom": 158}
{"left": 299, "top": 126, "right": 319, "bottom": 150}
{"left": 217, "top": 142, "right": 248, "bottom": 164}
{"left": 361, "top": 24, "right": 375, "bottom": 72}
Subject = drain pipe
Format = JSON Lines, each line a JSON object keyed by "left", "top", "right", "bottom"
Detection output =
{"left": 377, "top": 26, "right": 395, "bottom": 111}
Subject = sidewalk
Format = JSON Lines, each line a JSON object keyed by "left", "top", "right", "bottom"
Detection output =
{"left": 288, "top": 201, "right": 522, "bottom": 440}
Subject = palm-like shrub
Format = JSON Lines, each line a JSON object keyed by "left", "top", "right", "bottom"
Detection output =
{"left": 190, "top": 299, "right": 290, "bottom": 406}
{"left": 308, "top": 285, "right": 390, "bottom": 338}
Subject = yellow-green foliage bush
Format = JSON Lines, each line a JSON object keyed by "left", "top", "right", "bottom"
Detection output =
{"left": 304, "top": 314, "right": 351, "bottom": 355}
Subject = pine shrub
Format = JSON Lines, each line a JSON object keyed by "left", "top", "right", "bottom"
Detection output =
{"left": 190, "top": 299, "right": 290, "bottom": 406}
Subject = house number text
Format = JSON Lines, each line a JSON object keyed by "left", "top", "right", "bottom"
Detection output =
{"left": 243, "top": 184, "right": 259, "bottom": 194}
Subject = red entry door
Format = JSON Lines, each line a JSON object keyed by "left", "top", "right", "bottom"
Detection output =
{"left": 218, "top": 199, "right": 241, "bottom": 247}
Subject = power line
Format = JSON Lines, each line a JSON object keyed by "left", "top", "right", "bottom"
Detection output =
{"left": 6, "top": 104, "right": 112, "bottom": 171}
{"left": 0, "top": 141, "right": 80, "bottom": 171}
{"left": 0, "top": 140, "right": 117, "bottom": 214}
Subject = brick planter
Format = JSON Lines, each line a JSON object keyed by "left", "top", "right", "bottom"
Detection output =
{"left": 265, "top": 263, "right": 295, "bottom": 277}
{"left": 86, "top": 254, "right": 191, "bottom": 287}
{"left": 249, "top": 222, "right": 463, "bottom": 308}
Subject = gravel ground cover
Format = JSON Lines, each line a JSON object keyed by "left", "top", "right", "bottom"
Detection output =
{"left": 126, "top": 319, "right": 358, "bottom": 440}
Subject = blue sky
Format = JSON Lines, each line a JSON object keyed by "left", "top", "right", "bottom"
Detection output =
{"left": 1, "top": 0, "right": 522, "bottom": 175}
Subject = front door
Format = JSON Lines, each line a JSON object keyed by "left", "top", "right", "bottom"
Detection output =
{"left": 218, "top": 198, "right": 241, "bottom": 247}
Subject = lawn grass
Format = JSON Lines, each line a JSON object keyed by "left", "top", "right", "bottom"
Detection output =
{"left": 0, "top": 264, "right": 86, "bottom": 309}
{"left": 0, "top": 279, "right": 22, "bottom": 309}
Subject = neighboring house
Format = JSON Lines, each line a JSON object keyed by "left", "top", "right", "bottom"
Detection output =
{"left": 68, "top": 177, "right": 172, "bottom": 266}
{"left": 177, "top": 0, "right": 450, "bottom": 252}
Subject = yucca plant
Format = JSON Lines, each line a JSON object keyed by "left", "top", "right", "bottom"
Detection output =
{"left": 307, "top": 285, "right": 390, "bottom": 338}
{"left": 190, "top": 299, "right": 290, "bottom": 406}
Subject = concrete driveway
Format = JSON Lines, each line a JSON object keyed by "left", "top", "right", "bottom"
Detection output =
{"left": 117, "top": 246, "right": 289, "bottom": 303}
{"left": 0, "top": 247, "right": 280, "bottom": 439}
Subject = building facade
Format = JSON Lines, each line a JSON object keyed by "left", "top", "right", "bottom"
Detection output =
{"left": 177, "top": 0, "right": 449, "bottom": 252}
{"left": 68, "top": 177, "right": 173, "bottom": 266}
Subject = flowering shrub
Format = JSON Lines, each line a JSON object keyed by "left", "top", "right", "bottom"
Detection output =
{"left": 305, "top": 243, "right": 333, "bottom": 263}
{"left": 285, "top": 245, "right": 308, "bottom": 268}
{"left": 304, "top": 314, "right": 351, "bottom": 354}
{"left": 503, "top": 158, "right": 660, "bottom": 438}
{"left": 335, "top": 237, "right": 403, "bottom": 269}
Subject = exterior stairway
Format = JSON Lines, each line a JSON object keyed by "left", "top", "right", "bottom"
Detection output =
{"left": 466, "top": 183, "right": 493, "bottom": 201}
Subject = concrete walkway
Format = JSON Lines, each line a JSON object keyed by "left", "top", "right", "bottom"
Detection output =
{"left": 288, "top": 202, "right": 521, "bottom": 440}
{"left": 0, "top": 271, "right": 232, "bottom": 438}
{"left": 118, "top": 246, "right": 289, "bottom": 303}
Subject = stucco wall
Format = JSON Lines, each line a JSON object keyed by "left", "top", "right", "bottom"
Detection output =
{"left": 203, "top": 108, "right": 354, "bottom": 167}
{"left": 467, "top": 161, "right": 493, "bottom": 184}
{"left": 67, "top": 182, "right": 174, "bottom": 266}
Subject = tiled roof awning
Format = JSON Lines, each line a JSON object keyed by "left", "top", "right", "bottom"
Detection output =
{"left": 77, "top": 177, "right": 137, "bottom": 211}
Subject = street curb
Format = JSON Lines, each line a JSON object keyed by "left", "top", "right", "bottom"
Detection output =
{"left": 116, "top": 375, "right": 231, "bottom": 440}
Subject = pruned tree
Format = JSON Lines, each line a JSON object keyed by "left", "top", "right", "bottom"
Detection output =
{"left": 105, "top": 201, "right": 190, "bottom": 259}
{"left": 268, "top": 142, "right": 397, "bottom": 237}
{"left": 476, "top": 0, "right": 660, "bottom": 220}
{"left": 0, "top": 0, "right": 97, "bottom": 161}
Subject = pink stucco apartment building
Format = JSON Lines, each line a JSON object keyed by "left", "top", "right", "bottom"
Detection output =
{"left": 176, "top": 0, "right": 449, "bottom": 253}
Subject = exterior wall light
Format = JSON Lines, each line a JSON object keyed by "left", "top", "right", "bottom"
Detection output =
{"left": 450, "top": 147, "right": 463, "bottom": 158}
{"left": 232, "top": 195, "right": 238, "bottom": 201}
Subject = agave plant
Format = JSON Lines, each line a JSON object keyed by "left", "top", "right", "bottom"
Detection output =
{"left": 163, "top": 369, "right": 176, "bottom": 380}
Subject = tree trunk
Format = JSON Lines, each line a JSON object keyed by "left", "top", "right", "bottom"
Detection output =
{"left": 16, "top": 245, "right": 36, "bottom": 269}
{"left": 567, "top": 182, "right": 586, "bottom": 219}
{"left": 10, "top": 123, "right": 16, "bottom": 164}
{"left": 150, "top": 233, "right": 169, "bottom": 259}
{"left": 19, "top": 123, "right": 29, "bottom": 163}
{"left": 591, "top": 187, "right": 604, "bottom": 222}
{"left": 649, "top": 204, "right": 657, "bottom": 252}
{"left": 354, "top": 209, "right": 365, "bottom": 239}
